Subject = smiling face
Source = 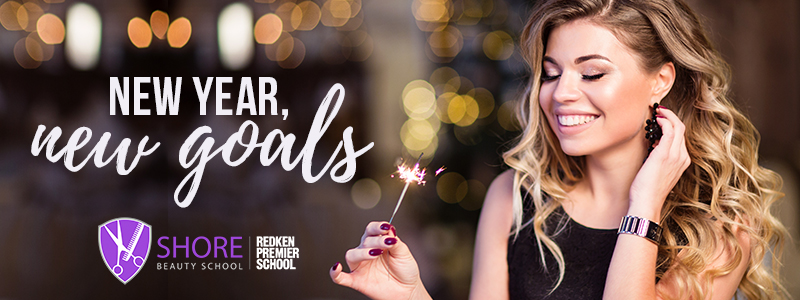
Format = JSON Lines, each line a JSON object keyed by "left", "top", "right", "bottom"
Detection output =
{"left": 539, "top": 20, "right": 661, "bottom": 158}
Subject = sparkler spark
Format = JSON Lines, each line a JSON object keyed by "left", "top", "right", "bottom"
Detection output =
{"left": 434, "top": 166, "right": 446, "bottom": 176}
{"left": 396, "top": 164, "right": 427, "bottom": 185}
{"left": 388, "top": 154, "right": 445, "bottom": 224}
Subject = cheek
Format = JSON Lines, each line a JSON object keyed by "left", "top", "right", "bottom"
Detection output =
{"left": 538, "top": 85, "right": 554, "bottom": 113}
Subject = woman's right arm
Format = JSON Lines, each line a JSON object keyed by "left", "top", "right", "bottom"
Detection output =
{"left": 331, "top": 170, "right": 515, "bottom": 300}
{"left": 469, "top": 169, "right": 515, "bottom": 300}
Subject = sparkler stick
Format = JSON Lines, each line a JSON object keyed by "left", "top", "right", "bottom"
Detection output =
{"left": 389, "top": 153, "right": 424, "bottom": 224}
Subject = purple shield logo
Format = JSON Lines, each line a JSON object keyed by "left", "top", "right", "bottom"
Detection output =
{"left": 98, "top": 218, "right": 152, "bottom": 284}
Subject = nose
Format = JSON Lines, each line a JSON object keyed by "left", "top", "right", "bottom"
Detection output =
{"left": 551, "top": 73, "right": 581, "bottom": 103}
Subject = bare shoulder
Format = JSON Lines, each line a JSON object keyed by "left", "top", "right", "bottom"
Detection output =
{"left": 482, "top": 169, "right": 516, "bottom": 229}
{"left": 469, "top": 169, "right": 517, "bottom": 300}
{"left": 485, "top": 170, "right": 516, "bottom": 207}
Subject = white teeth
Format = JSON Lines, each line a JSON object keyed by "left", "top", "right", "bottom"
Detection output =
{"left": 558, "top": 115, "right": 596, "bottom": 126}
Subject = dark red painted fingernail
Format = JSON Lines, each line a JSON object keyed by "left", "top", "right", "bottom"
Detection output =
{"left": 369, "top": 249, "right": 383, "bottom": 256}
{"left": 657, "top": 115, "right": 666, "bottom": 118}
{"left": 331, "top": 262, "right": 340, "bottom": 271}
{"left": 391, "top": 227, "right": 397, "bottom": 236}
{"left": 384, "top": 237, "right": 397, "bottom": 245}
{"left": 380, "top": 223, "right": 392, "bottom": 230}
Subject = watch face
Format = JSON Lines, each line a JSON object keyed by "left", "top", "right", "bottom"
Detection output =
{"left": 647, "top": 222, "right": 663, "bottom": 243}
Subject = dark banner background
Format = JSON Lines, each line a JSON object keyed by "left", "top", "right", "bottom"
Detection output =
{"left": 0, "top": 0, "right": 798, "bottom": 299}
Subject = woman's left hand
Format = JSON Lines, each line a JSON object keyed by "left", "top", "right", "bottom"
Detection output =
{"left": 628, "top": 106, "right": 691, "bottom": 222}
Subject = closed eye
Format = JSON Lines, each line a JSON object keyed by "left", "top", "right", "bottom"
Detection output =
{"left": 582, "top": 73, "right": 605, "bottom": 80}
{"left": 541, "top": 74, "right": 560, "bottom": 82}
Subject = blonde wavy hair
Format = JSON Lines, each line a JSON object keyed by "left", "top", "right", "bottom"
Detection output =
{"left": 502, "top": 0, "right": 789, "bottom": 298}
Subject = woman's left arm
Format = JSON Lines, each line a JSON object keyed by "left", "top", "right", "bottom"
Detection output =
{"left": 605, "top": 220, "right": 751, "bottom": 300}
{"left": 603, "top": 107, "right": 750, "bottom": 300}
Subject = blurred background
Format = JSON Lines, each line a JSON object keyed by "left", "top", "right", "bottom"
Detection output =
{"left": 0, "top": 0, "right": 797, "bottom": 299}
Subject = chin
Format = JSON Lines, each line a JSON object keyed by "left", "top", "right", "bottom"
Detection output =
{"left": 558, "top": 142, "right": 589, "bottom": 157}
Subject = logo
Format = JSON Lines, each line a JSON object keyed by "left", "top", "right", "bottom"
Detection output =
{"left": 98, "top": 218, "right": 152, "bottom": 284}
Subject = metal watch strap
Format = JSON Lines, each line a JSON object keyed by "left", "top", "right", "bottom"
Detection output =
{"left": 618, "top": 215, "right": 662, "bottom": 245}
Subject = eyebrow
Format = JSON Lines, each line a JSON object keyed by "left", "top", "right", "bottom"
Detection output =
{"left": 543, "top": 54, "right": 612, "bottom": 65}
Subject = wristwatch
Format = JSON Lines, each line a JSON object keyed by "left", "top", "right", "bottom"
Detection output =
{"left": 618, "top": 215, "right": 662, "bottom": 245}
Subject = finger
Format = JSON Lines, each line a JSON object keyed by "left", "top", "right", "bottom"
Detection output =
{"left": 362, "top": 235, "right": 400, "bottom": 249}
{"left": 655, "top": 105, "right": 680, "bottom": 122}
{"left": 657, "top": 107, "right": 687, "bottom": 155}
{"left": 330, "top": 262, "right": 354, "bottom": 288}
{"left": 384, "top": 236, "right": 415, "bottom": 260}
{"left": 345, "top": 247, "right": 384, "bottom": 270}
{"left": 656, "top": 108, "right": 690, "bottom": 165}
{"left": 653, "top": 115, "right": 674, "bottom": 154}
{"left": 360, "top": 221, "right": 393, "bottom": 243}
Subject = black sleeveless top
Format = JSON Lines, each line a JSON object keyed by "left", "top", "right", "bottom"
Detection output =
{"left": 507, "top": 205, "right": 618, "bottom": 300}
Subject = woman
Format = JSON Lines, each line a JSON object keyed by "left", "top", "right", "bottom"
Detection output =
{"left": 330, "top": 0, "right": 789, "bottom": 299}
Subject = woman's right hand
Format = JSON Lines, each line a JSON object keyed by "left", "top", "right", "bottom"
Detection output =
{"left": 330, "top": 221, "right": 431, "bottom": 300}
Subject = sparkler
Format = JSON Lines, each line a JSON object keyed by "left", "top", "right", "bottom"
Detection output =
{"left": 388, "top": 154, "right": 444, "bottom": 224}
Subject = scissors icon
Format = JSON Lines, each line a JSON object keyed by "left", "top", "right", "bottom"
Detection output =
{"left": 103, "top": 221, "right": 144, "bottom": 276}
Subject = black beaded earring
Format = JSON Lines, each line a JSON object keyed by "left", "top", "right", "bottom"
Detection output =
{"left": 645, "top": 103, "right": 662, "bottom": 155}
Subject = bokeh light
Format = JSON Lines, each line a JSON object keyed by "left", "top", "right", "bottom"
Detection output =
{"left": 275, "top": 2, "right": 297, "bottom": 32}
{"left": 412, "top": 0, "right": 451, "bottom": 23}
{"left": 483, "top": 30, "right": 513, "bottom": 60}
{"left": 329, "top": 0, "right": 351, "bottom": 19}
{"left": 448, "top": 94, "right": 479, "bottom": 127}
{"left": 0, "top": 1, "right": 23, "bottom": 31}
{"left": 449, "top": 76, "right": 472, "bottom": 94}
{"left": 275, "top": 36, "right": 295, "bottom": 62}
{"left": 320, "top": 0, "right": 349, "bottom": 27}
{"left": 150, "top": 10, "right": 169, "bottom": 40}
{"left": 435, "top": 92, "right": 455, "bottom": 124}
{"left": 25, "top": 33, "right": 43, "bottom": 61}
{"left": 351, "top": 178, "right": 381, "bottom": 209}
{"left": 401, "top": 120, "right": 433, "bottom": 151}
{"left": 460, "top": 0, "right": 493, "bottom": 22}
{"left": 254, "top": 13, "right": 282, "bottom": 44}
{"left": 128, "top": 17, "right": 152, "bottom": 48}
{"left": 429, "top": 66, "right": 459, "bottom": 94}
{"left": 265, "top": 32, "right": 291, "bottom": 61}
{"left": 400, "top": 119, "right": 439, "bottom": 159}
{"left": 27, "top": 31, "right": 53, "bottom": 62}
{"left": 65, "top": 2, "right": 102, "bottom": 70}
{"left": 36, "top": 13, "right": 65, "bottom": 44}
{"left": 19, "top": 2, "right": 44, "bottom": 32}
{"left": 294, "top": 1, "right": 320, "bottom": 31}
{"left": 403, "top": 80, "right": 437, "bottom": 120}
{"left": 218, "top": 3, "right": 253, "bottom": 70}
{"left": 14, "top": 37, "right": 40, "bottom": 68}
{"left": 458, "top": 179, "right": 486, "bottom": 211}
{"left": 497, "top": 100, "right": 520, "bottom": 131}
{"left": 167, "top": 17, "right": 192, "bottom": 48}
{"left": 401, "top": 79, "right": 442, "bottom": 158}
{"left": 337, "top": 9, "right": 362, "bottom": 31}
{"left": 276, "top": 37, "right": 306, "bottom": 69}
{"left": 428, "top": 25, "right": 463, "bottom": 58}
{"left": 437, "top": 172, "right": 467, "bottom": 204}
{"left": 468, "top": 87, "right": 495, "bottom": 118}
{"left": 405, "top": 119, "right": 437, "bottom": 143}
{"left": 347, "top": 0, "right": 361, "bottom": 18}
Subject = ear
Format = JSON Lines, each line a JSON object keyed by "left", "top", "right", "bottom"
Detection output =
{"left": 651, "top": 62, "right": 675, "bottom": 102}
